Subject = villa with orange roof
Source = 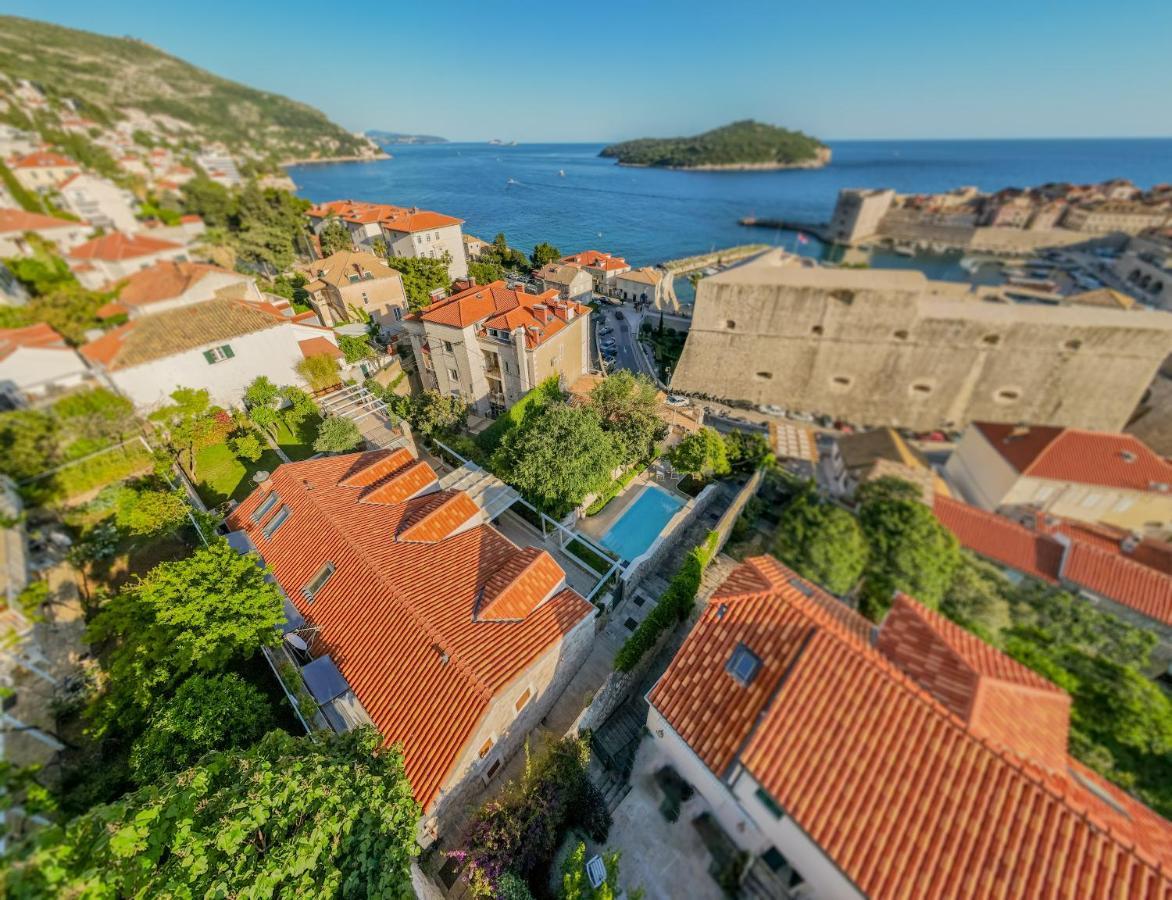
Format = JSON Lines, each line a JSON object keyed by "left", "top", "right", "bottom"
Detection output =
{"left": 225, "top": 448, "right": 595, "bottom": 843}
{"left": 946, "top": 421, "right": 1172, "bottom": 538}
{"left": 0, "top": 322, "right": 89, "bottom": 405}
{"left": 67, "top": 231, "right": 190, "bottom": 289}
{"left": 7, "top": 150, "right": 80, "bottom": 191}
{"left": 0, "top": 208, "right": 90, "bottom": 257}
{"left": 96, "top": 260, "right": 262, "bottom": 320}
{"left": 79, "top": 296, "right": 339, "bottom": 409}
{"left": 402, "top": 279, "right": 590, "bottom": 418}
{"left": 644, "top": 556, "right": 1172, "bottom": 899}
{"left": 306, "top": 199, "right": 468, "bottom": 279}
{"left": 560, "top": 249, "right": 631, "bottom": 293}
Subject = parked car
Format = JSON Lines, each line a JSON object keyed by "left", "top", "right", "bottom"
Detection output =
{"left": 665, "top": 394, "right": 689, "bottom": 407}
{"left": 757, "top": 404, "right": 786, "bottom": 416}
{"left": 600, "top": 326, "right": 614, "bottom": 335}
{"left": 614, "top": 310, "right": 625, "bottom": 320}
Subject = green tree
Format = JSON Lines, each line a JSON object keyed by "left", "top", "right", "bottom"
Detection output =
{"left": 318, "top": 217, "right": 353, "bottom": 255}
{"left": 179, "top": 175, "right": 234, "bottom": 229}
{"left": 129, "top": 673, "right": 273, "bottom": 784}
{"left": 5, "top": 729, "right": 419, "bottom": 898}
{"left": 468, "top": 259, "right": 505, "bottom": 285}
{"left": 112, "top": 486, "right": 189, "bottom": 537}
{"left": 723, "top": 430, "right": 772, "bottom": 470}
{"left": 279, "top": 385, "right": 319, "bottom": 431}
{"left": 588, "top": 370, "right": 665, "bottom": 463}
{"left": 773, "top": 491, "right": 867, "bottom": 595}
{"left": 0, "top": 409, "right": 58, "bottom": 481}
{"left": 410, "top": 390, "right": 467, "bottom": 438}
{"left": 668, "top": 427, "right": 730, "bottom": 479}
{"left": 385, "top": 255, "right": 452, "bottom": 310}
{"left": 52, "top": 388, "right": 136, "bottom": 446}
{"left": 296, "top": 352, "right": 342, "bottom": 392}
{"left": 560, "top": 842, "right": 639, "bottom": 900}
{"left": 314, "top": 416, "right": 363, "bottom": 453}
{"left": 530, "top": 241, "right": 561, "bottom": 270}
{"left": 493, "top": 404, "right": 619, "bottom": 515}
{"left": 338, "top": 333, "right": 375, "bottom": 363}
{"left": 857, "top": 478, "right": 960, "bottom": 619}
{"left": 148, "top": 388, "right": 219, "bottom": 477}
{"left": 940, "top": 554, "right": 1012, "bottom": 642}
{"left": 85, "top": 539, "right": 284, "bottom": 736}
{"left": 230, "top": 432, "right": 263, "bottom": 462}
{"left": 242, "top": 375, "right": 282, "bottom": 437}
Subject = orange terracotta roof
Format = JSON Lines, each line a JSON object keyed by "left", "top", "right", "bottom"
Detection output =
{"left": 933, "top": 495, "right": 1063, "bottom": 582}
{"left": 68, "top": 232, "right": 182, "bottom": 262}
{"left": 418, "top": 280, "right": 587, "bottom": 347}
{"left": 560, "top": 249, "right": 629, "bottom": 272}
{"left": 650, "top": 556, "right": 1172, "bottom": 899}
{"left": 297, "top": 336, "right": 342, "bottom": 360}
{"left": 0, "top": 208, "right": 82, "bottom": 234}
{"left": 225, "top": 451, "right": 593, "bottom": 809}
{"left": 396, "top": 490, "right": 481, "bottom": 543}
{"left": 1061, "top": 541, "right": 1172, "bottom": 626}
{"left": 1040, "top": 517, "right": 1172, "bottom": 574}
{"left": 10, "top": 150, "right": 76, "bottom": 169}
{"left": 477, "top": 548, "right": 565, "bottom": 622}
{"left": 0, "top": 322, "right": 70, "bottom": 362}
{"left": 107, "top": 261, "right": 239, "bottom": 308}
{"left": 974, "top": 422, "right": 1172, "bottom": 493}
{"left": 359, "top": 459, "right": 438, "bottom": 506}
{"left": 305, "top": 199, "right": 463, "bottom": 233}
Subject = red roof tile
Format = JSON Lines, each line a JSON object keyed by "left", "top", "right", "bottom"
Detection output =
{"left": 0, "top": 322, "right": 71, "bottom": 362}
{"left": 933, "top": 495, "right": 1063, "bottom": 582}
{"left": 1041, "top": 516, "right": 1172, "bottom": 574}
{"left": 975, "top": 422, "right": 1172, "bottom": 493}
{"left": 10, "top": 151, "right": 76, "bottom": 169}
{"left": 359, "top": 459, "right": 438, "bottom": 505}
{"left": 306, "top": 199, "right": 463, "bottom": 233}
{"left": 68, "top": 232, "right": 182, "bottom": 262}
{"left": 651, "top": 557, "right": 1172, "bottom": 899}
{"left": 418, "top": 280, "right": 587, "bottom": 347}
{"left": 0, "top": 208, "right": 82, "bottom": 234}
{"left": 108, "top": 261, "right": 239, "bottom": 308}
{"left": 297, "top": 336, "right": 342, "bottom": 359}
{"left": 477, "top": 548, "right": 565, "bottom": 622}
{"left": 559, "top": 249, "right": 629, "bottom": 272}
{"left": 1061, "top": 541, "right": 1172, "bottom": 626}
{"left": 226, "top": 451, "right": 593, "bottom": 810}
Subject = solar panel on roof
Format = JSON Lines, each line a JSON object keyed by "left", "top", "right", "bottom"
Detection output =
{"left": 301, "top": 655, "right": 350, "bottom": 703}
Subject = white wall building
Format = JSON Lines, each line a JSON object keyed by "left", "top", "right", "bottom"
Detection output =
{"left": 67, "top": 232, "right": 190, "bottom": 288}
{"left": 0, "top": 208, "right": 91, "bottom": 257}
{"left": 56, "top": 173, "right": 138, "bottom": 233}
{"left": 0, "top": 323, "right": 90, "bottom": 406}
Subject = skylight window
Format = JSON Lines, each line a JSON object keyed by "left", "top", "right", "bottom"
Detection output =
{"left": 251, "top": 491, "right": 280, "bottom": 523}
{"left": 261, "top": 505, "right": 290, "bottom": 539}
{"left": 302, "top": 562, "right": 335, "bottom": 603}
{"left": 726, "top": 643, "right": 762, "bottom": 686}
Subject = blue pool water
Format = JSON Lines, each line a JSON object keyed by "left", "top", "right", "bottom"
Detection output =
{"left": 599, "top": 485, "right": 685, "bottom": 562}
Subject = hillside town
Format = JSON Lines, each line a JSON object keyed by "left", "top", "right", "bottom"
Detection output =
{"left": 2, "top": 21, "right": 1172, "bottom": 900}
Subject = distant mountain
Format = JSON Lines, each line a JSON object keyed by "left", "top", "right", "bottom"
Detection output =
{"left": 600, "top": 119, "right": 829, "bottom": 170}
{"left": 0, "top": 16, "right": 380, "bottom": 164}
{"left": 367, "top": 130, "right": 448, "bottom": 145}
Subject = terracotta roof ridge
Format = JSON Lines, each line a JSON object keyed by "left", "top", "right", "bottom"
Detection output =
{"left": 793, "top": 600, "right": 1172, "bottom": 862}
{"left": 288, "top": 468, "right": 493, "bottom": 701}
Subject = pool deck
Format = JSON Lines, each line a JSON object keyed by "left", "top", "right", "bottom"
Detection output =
{"left": 577, "top": 473, "right": 690, "bottom": 549}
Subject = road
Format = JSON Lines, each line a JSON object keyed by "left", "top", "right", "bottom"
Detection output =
{"left": 593, "top": 304, "right": 661, "bottom": 385}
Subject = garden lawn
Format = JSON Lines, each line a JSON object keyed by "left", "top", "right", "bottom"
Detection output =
{"left": 273, "top": 415, "right": 321, "bottom": 462}
{"left": 193, "top": 442, "right": 283, "bottom": 507}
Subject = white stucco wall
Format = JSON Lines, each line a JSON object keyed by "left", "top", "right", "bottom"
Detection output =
{"left": 57, "top": 175, "right": 138, "bottom": 233}
{"left": 944, "top": 428, "right": 1020, "bottom": 509}
{"left": 105, "top": 323, "right": 337, "bottom": 410}
{"left": 385, "top": 223, "right": 468, "bottom": 280}
{"left": 0, "top": 346, "right": 89, "bottom": 396}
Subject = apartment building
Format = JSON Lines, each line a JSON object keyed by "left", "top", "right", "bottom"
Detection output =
{"left": 55, "top": 173, "right": 138, "bottom": 233}
{"left": 7, "top": 151, "right": 81, "bottom": 191}
{"left": 224, "top": 448, "right": 595, "bottom": 844}
{"left": 0, "top": 208, "right": 90, "bottom": 257}
{"left": 613, "top": 267, "right": 667, "bottom": 305}
{"left": 299, "top": 249, "right": 409, "bottom": 335}
{"left": 535, "top": 262, "right": 593, "bottom": 301}
{"left": 403, "top": 280, "right": 589, "bottom": 418}
{"left": 559, "top": 250, "right": 630, "bottom": 293}
{"left": 646, "top": 555, "right": 1172, "bottom": 899}
{"left": 946, "top": 422, "right": 1172, "bottom": 537}
{"left": 0, "top": 322, "right": 90, "bottom": 405}
{"left": 306, "top": 199, "right": 468, "bottom": 280}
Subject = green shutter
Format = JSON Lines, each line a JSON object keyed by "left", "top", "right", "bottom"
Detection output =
{"left": 203, "top": 349, "right": 216, "bottom": 364}
{"left": 220, "top": 344, "right": 235, "bottom": 359}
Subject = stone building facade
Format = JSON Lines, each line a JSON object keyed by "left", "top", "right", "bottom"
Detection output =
{"left": 670, "top": 250, "right": 1172, "bottom": 432}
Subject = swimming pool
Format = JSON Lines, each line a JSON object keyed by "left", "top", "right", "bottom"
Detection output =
{"left": 599, "top": 484, "right": 686, "bottom": 562}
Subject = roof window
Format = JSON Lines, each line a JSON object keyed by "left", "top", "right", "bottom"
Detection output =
{"left": 787, "top": 576, "right": 814, "bottom": 597}
{"left": 261, "top": 505, "right": 290, "bottom": 539}
{"left": 302, "top": 561, "right": 335, "bottom": 602}
{"left": 252, "top": 491, "right": 280, "bottom": 523}
{"left": 726, "top": 643, "right": 762, "bottom": 685}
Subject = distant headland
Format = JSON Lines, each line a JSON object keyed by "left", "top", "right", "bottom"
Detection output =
{"left": 366, "top": 130, "right": 449, "bottom": 145}
{"left": 600, "top": 120, "right": 829, "bottom": 171}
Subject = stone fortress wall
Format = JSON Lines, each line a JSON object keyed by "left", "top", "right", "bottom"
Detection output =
{"left": 670, "top": 250, "right": 1172, "bottom": 432}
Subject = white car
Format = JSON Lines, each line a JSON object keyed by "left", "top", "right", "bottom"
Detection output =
{"left": 757, "top": 404, "right": 786, "bottom": 416}
{"left": 665, "top": 394, "right": 690, "bottom": 407}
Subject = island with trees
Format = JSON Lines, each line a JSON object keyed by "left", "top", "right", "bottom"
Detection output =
{"left": 599, "top": 119, "right": 830, "bottom": 171}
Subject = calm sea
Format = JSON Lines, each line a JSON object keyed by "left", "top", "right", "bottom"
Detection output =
{"left": 288, "top": 139, "right": 1172, "bottom": 272}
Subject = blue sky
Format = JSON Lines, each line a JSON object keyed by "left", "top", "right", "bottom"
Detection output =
{"left": 6, "top": 1, "right": 1171, "bottom": 141}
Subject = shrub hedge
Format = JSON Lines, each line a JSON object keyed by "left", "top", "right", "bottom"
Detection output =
{"left": 614, "top": 530, "right": 720, "bottom": 672}
{"left": 583, "top": 462, "right": 644, "bottom": 517}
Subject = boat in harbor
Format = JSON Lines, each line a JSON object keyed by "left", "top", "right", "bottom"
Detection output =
{"left": 893, "top": 243, "right": 916, "bottom": 257}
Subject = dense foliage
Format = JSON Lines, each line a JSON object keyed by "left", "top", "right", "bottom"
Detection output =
{"left": 296, "top": 352, "right": 342, "bottom": 391}
{"left": 128, "top": 672, "right": 273, "bottom": 783}
{"left": 409, "top": 390, "right": 468, "bottom": 439}
{"left": 0, "top": 243, "right": 119, "bottom": 343}
{"left": 493, "top": 403, "right": 620, "bottom": 516}
{"left": 615, "top": 531, "right": 720, "bottom": 672}
{"left": 0, "top": 16, "right": 370, "bottom": 160}
{"left": 589, "top": 370, "right": 665, "bottom": 462}
{"left": 149, "top": 387, "right": 224, "bottom": 477}
{"left": 385, "top": 254, "right": 452, "bottom": 309}
{"left": 773, "top": 489, "right": 868, "bottom": 595}
{"left": 600, "top": 119, "right": 825, "bottom": 168}
{"left": 318, "top": 216, "right": 353, "bottom": 255}
{"left": 182, "top": 179, "right": 311, "bottom": 272}
{"left": 476, "top": 376, "right": 563, "bottom": 455}
{"left": 5, "top": 729, "right": 419, "bottom": 898}
{"left": 530, "top": 241, "right": 561, "bottom": 270}
{"left": 313, "top": 416, "right": 363, "bottom": 453}
{"left": 455, "top": 736, "right": 610, "bottom": 898}
{"left": 668, "top": 427, "right": 730, "bottom": 479}
{"left": 856, "top": 478, "right": 960, "bottom": 618}
{"left": 85, "top": 539, "right": 285, "bottom": 736}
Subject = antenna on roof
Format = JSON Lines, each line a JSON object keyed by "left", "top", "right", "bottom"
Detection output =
{"left": 432, "top": 643, "right": 449, "bottom": 665}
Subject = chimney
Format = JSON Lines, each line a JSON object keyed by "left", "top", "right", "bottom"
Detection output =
{"left": 533, "top": 304, "right": 551, "bottom": 324}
